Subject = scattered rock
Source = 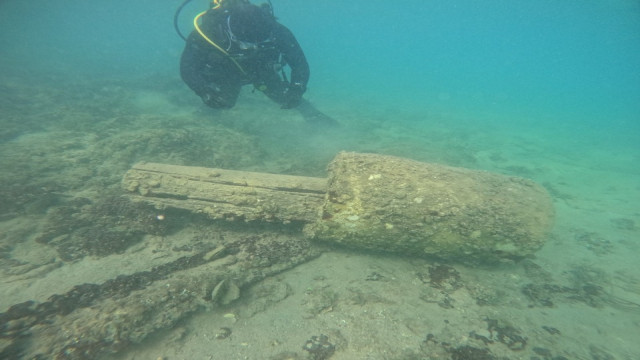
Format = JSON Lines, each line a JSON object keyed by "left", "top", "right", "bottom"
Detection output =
{"left": 214, "top": 327, "right": 232, "bottom": 340}
{"left": 610, "top": 218, "right": 635, "bottom": 231}
{"left": 302, "top": 334, "right": 335, "bottom": 360}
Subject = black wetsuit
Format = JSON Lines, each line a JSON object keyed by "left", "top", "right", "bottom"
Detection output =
{"left": 180, "top": 5, "right": 310, "bottom": 109}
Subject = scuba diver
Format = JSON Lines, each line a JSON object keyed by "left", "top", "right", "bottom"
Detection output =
{"left": 178, "top": 0, "right": 309, "bottom": 109}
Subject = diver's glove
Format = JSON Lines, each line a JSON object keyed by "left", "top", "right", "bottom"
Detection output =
{"left": 201, "top": 92, "right": 220, "bottom": 107}
{"left": 281, "top": 83, "right": 305, "bottom": 109}
{"left": 200, "top": 83, "right": 231, "bottom": 109}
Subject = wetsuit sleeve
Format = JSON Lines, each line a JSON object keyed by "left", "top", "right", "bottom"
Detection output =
{"left": 273, "top": 24, "right": 310, "bottom": 90}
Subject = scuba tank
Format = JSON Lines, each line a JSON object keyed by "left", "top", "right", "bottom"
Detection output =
{"left": 174, "top": 0, "right": 274, "bottom": 41}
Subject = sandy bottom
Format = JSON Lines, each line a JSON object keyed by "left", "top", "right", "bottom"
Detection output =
{"left": 1, "top": 75, "right": 639, "bottom": 360}
{"left": 107, "top": 249, "right": 640, "bottom": 360}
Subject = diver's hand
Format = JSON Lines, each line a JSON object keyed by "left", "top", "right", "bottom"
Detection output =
{"left": 201, "top": 92, "right": 232, "bottom": 109}
{"left": 280, "top": 83, "right": 305, "bottom": 109}
{"left": 201, "top": 93, "right": 216, "bottom": 106}
{"left": 200, "top": 83, "right": 232, "bottom": 109}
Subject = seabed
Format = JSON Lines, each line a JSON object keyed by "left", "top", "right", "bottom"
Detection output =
{"left": 1, "top": 74, "right": 639, "bottom": 359}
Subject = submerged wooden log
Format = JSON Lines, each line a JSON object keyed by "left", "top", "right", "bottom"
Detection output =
{"left": 123, "top": 152, "right": 555, "bottom": 262}
{"left": 304, "top": 152, "right": 555, "bottom": 263}
{"left": 123, "top": 162, "right": 326, "bottom": 223}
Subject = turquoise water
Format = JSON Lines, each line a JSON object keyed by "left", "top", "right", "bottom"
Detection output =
{"left": 2, "top": 0, "right": 639, "bottom": 129}
{"left": 1, "top": 0, "right": 639, "bottom": 359}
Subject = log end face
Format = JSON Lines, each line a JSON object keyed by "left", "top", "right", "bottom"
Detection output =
{"left": 307, "top": 152, "right": 555, "bottom": 264}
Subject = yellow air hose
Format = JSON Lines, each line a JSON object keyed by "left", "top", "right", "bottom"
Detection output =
{"left": 193, "top": 10, "right": 247, "bottom": 75}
